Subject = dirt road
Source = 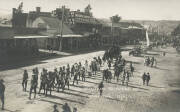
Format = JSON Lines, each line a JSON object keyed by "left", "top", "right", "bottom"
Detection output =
{"left": 1, "top": 46, "right": 180, "bottom": 112}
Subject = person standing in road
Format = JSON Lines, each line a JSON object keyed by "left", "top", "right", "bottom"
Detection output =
{"left": 122, "top": 69, "right": 126, "bottom": 85}
{"left": 163, "top": 52, "right": 166, "bottom": 56}
{"left": 73, "top": 71, "right": 78, "bottom": 85}
{"left": 0, "top": 79, "right": 5, "bottom": 110}
{"left": 146, "top": 73, "right": 151, "bottom": 86}
{"left": 126, "top": 71, "right": 130, "bottom": 86}
{"left": 98, "top": 81, "right": 104, "bottom": 96}
{"left": 130, "top": 62, "right": 134, "bottom": 77}
{"left": 22, "top": 70, "right": 28, "bottom": 92}
{"left": 29, "top": 75, "right": 38, "bottom": 99}
{"left": 154, "top": 58, "right": 157, "bottom": 67}
{"left": 150, "top": 57, "right": 154, "bottom": 67}
{"left": 142, "top": 72, "right": 147, "bottom": 85}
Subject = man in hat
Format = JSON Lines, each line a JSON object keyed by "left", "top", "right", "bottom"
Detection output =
{"left": 0, "top": 79, "right": 5, "bottom": 110}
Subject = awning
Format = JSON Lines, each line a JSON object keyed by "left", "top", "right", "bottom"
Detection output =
{"left": 56, "top": 34, "right": 84, "bottom": 38}
{"left": 14, "top": 35, "right": 50, "bottom": 39}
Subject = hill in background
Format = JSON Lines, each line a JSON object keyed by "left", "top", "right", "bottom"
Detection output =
{"left": 99, "top": 18, "right": 180, "bottom": 35}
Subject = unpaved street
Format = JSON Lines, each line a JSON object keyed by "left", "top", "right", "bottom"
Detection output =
{"left": 1, "top": 46, "right": 180, "bottom": 112}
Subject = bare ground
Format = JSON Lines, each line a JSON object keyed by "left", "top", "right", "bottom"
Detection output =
{"left": 1, "top": 46, "right": 180, "bottom": 112}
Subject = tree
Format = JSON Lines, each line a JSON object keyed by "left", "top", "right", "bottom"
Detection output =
{"left": 172, "top": 24, "right": 180, "bottom": 36}
{"left": 110, "top": 14, "right": 122, "bottom": 23}
{"left": 110, "top": 15, "right": 122, "bottom": 45}
{"left": 84, "top": 4, "right": 92, "bottom": 16}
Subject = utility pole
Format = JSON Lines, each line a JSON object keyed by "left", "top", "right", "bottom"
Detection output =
{"left": 59, "top": 5, "right": 65, "bottom": 51}
{"left": 111, "top": 22, "right": 113, "bottom": 46}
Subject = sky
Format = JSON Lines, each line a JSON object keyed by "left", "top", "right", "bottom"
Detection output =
{"left": 0, "top": 0, "right": 180, "bottom": 20}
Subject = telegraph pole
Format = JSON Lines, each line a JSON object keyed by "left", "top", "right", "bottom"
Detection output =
{"left": 59, "top": 5, "right": 65, "bottom": 51}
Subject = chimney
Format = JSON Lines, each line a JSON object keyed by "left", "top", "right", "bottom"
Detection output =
{"left": 36, "top": 7, "right": 41, "bottom": 13}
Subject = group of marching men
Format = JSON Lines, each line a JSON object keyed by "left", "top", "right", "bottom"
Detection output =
{"left": 21, "top": 46, "right": 137, "bottom": 99}
{"left": 22, "top": 55, "right": 104, "bottom": 99}
{"left": 102, "top": 53, "right": 134, "bottom": 87}
{"left": 98, "top": 47, "right": 135, "bottom": 96}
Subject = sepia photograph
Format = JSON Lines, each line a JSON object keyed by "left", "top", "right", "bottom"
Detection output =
{"left": 0, "top": 0, "right": 180, "bottom": 112}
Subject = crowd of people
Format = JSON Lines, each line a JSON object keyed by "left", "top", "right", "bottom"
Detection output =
{"left": 21, "top": 46, "right": 138, "bottom": 99}
{"left": 0, "top": 46, "right": 154, "bottom": 111}
{"left": 144, "top": 56, "right": 157, "bottom": 67}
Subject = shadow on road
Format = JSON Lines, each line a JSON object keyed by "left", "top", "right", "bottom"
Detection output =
{"left": 88, "top": 77, "right": 102, "bottom": 81}
{"left": 86, "top": 80, "right": 100, "bottom": 85}
{"left": 68, "top": 89, "right": 92, "bottom": 95}
{"left": 155, "top": 67, "right": 170, "bottom": 71}
{"left": 128, "top": 85, "right": 149, "bottom": 91}
{"left": 71, "top": 84, "right": 86, "bottom": 89}
{"left": 168, "top": 82, "right": 180, "bottom": 88}
{"left": 62, "top": 91, "right": 89, "bottom": 98}
{"left": 148, "top": 85, "right": 164, "bottom": 88}
{"left": 49, "top": 95, "right": 86, "bottom": 105}
{"left": 40, "top": 99, "right": 63, "bottom": 105}
{"left": 104, "top": 96, "right": 122, "bottom": 102}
